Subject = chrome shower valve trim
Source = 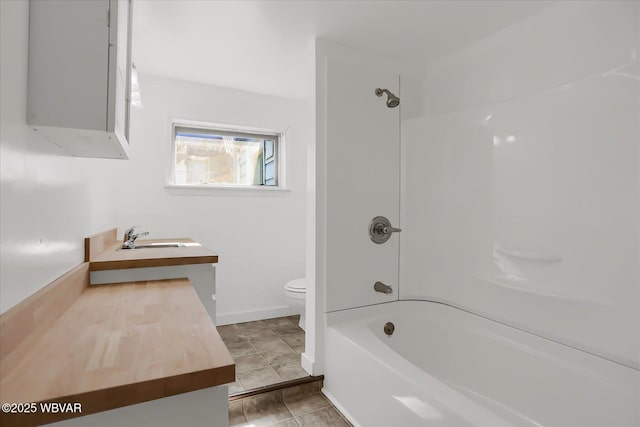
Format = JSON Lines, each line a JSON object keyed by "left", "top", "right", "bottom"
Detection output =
{"left": 369, "top": 216, "right": 402, "bottom": 244}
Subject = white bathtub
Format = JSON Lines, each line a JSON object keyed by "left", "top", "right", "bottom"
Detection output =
{"left": 323, "top": 301, "right": 640, "bottom": 427}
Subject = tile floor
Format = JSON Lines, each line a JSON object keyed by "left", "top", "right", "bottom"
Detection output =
{"left": 229, "top": 382, "right": 352, "bottom": 427}
{"left": 217, "top": 315, "right": 309, "bottom": 395}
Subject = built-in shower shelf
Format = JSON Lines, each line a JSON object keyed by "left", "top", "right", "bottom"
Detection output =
{"left": 494, "top": 247, "right": 563, "bottom": 263}
{"left": 474, "top": 275, "right": 611, "bottom": 306}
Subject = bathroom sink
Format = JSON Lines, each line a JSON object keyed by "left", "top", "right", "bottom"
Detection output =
{"left": 132, "top": 242, "right": 186, "bottom": 249}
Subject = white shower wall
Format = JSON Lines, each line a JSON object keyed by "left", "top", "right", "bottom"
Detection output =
{"left": 322, "top": 55, "right": 401, "bottom": 313}
{"left": 316, "top": 40, "right": 423, "bottom": 315}
{"left": 402, "top": 1, "right": 640, "bottom": 369}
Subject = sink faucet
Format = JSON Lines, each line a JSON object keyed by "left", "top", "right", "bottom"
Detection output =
{"left": 122, "top": 226, "right": 150, "bottom": 249}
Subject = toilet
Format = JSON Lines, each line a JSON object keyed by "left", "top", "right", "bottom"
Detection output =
{"left": 284, "top": 278, "right": 307, "bottom": 330}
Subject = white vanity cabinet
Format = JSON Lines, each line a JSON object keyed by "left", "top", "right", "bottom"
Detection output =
{"left": 28, "top": 0, "right": 133, "bottom": 159}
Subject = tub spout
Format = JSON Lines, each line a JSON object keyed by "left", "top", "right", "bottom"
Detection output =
{"left": 374, "top": 281, "right": 393, "bottom": 294}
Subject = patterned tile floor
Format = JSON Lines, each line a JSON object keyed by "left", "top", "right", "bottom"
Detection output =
{"left": 229, "top": 382, "right": 352, "bottom": 427}
{"left": 217, "top": 315, "right": 309, "bottom": 395}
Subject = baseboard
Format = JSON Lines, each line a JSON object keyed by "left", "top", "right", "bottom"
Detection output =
{"left": 301, "top": 352, "right": 316, "bottom": 375}
{"left": 216, "top": 305, "right": 297, "bottom": 325}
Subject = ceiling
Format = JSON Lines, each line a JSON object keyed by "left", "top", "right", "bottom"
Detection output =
{"left": 132, "top": 0, "right": 553, "bottom": 99}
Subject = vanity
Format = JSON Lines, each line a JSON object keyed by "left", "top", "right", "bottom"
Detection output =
{"left": 89, "top": 235, "right": 219, "bottom": 323}
{"left": 0, "top": 229, "right": 234, "bottom": 427}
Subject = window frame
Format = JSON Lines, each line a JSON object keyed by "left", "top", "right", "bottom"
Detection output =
{"left": 166, "top": 119, "right": 288, "bottom": 193}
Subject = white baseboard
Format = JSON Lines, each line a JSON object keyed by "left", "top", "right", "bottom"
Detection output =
{"left": 216, "top": 305, "right": 298, "bottom": 325}
{"left": 301, "top": 352, "right": 316, "bottom": 375}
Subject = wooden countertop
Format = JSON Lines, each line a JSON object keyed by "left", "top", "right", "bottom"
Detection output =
{"left": 0, "top": 278, "right": 234, "bottom": 426}
{"left": 89, "top": 238, "right": 219, "bottom": 271}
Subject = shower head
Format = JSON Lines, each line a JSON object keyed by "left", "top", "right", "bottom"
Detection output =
{"left": 375, "top": 88, "right": 400, "bottom": 108}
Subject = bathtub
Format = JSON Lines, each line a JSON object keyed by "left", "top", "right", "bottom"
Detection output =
{"left": 323, "top": 301, "right": 639, "bottom": 427}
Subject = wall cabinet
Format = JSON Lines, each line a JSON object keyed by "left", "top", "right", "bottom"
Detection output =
{"left": 28, "top": 0, "right": 133, "bottom": 159}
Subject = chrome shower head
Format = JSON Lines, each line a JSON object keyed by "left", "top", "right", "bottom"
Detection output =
{"left": 375, "top": 88, "right": 400, "bottom": 108}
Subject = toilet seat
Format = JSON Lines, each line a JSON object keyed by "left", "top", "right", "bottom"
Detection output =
{"left": 284, "top": 279, "right": 306, "bottom": 293}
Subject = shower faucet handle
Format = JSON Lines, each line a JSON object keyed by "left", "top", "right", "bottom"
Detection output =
{"left": 379, "top": 225, "right": 402, "bottom": 234}
{"left": 369, "top": 216, "right": 401, "bottom": 244}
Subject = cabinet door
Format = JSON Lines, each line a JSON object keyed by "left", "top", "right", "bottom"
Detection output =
{"left": 107, "top": 0, "right": 132, "bottom": 143}
{"left": 27, "top": 0, "right": 132, "bottom": 159}
{"left": 28, "top": 0, "right": 109, "bottom": 130}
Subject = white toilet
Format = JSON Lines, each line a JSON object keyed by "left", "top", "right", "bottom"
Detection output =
{"left": 284, "top": 278, "right": 307, "bottom": 330}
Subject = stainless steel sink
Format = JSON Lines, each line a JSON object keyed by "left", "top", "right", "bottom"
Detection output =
{"left": 131, "top": 242, "right": 186, "bottom": 249}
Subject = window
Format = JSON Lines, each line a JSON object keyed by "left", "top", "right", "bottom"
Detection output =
{"left": 171, "top": 124, "right": 281, "bottom": 188}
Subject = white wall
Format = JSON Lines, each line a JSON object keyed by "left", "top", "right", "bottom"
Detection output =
{"left": 111, "top": 74, "right": 311, "bottom": 324}
{"left": 0, "top": 0, "right": 118, "bottom": 314}
{"left": 402, "top": 1, "right": 639, "bottom": 369}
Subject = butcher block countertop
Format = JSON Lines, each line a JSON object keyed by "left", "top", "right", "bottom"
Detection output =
{"left": 89, "top": 238, "right": 219, "bottom": 271}
{"left": 0, "top": 278, "right": 234, "bottom": 426}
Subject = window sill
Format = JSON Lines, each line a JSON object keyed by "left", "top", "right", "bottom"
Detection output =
{"left": 164, "top": 184, "right": 291, "bottom": 196}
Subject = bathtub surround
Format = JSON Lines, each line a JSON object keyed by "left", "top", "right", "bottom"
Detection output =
{"left": 317, "top": 2, "right": 639, "bottom": 426}
{"left": 311, "top": 40, "right": 422, "bottom": 376}
{"left": 322, "top": 58, "right": 400, "bottom": 313}
{"left": 403, "top": 0, "right": 639, "bottom": 371}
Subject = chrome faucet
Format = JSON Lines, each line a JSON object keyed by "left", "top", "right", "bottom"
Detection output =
{"left": 374, "top": 281, "right": 393, "bottom": 294}
{"left": 122, "top": 226, "right": 149, "bottom": 249}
